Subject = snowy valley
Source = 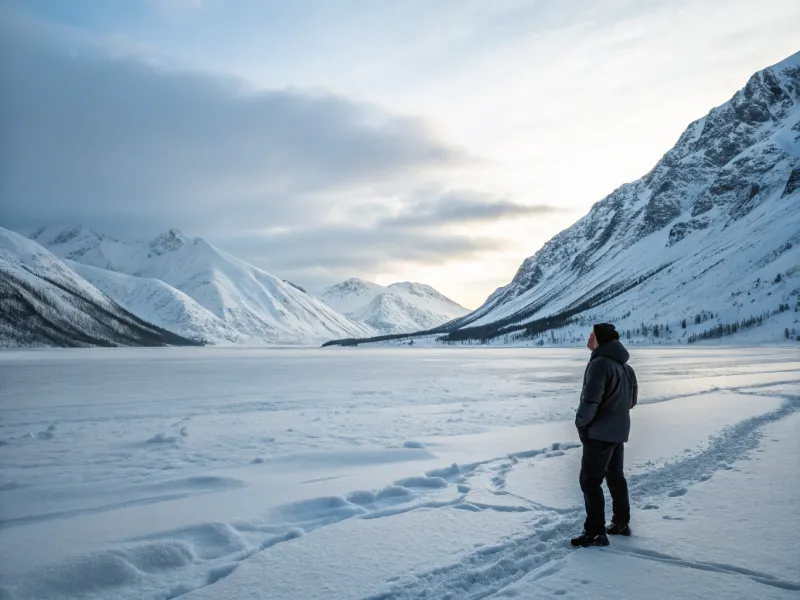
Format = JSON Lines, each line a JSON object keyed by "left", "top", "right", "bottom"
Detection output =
{"left": 23, "top": 226, "right": 376, "bottom": 346}
{"left": 328, "top": 51, "right": 800, "bottom": 348}
{"left": 5, "top": 53, "right": 799, "bottom": 349}
{"left": 0, "top": 226, "right": 469, "bottom": 347}
{"left": 3, "top": 2, "right": 799, "bottom": 599}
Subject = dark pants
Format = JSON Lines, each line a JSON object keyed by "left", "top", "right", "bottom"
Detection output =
{"left": 579, "top": 439, "right": 630, "bottom": 535}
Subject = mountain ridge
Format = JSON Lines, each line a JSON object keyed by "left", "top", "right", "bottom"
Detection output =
{"left": 0, "top": 227, "right": 202, "bottom": 348}
{"left": 321, "top": 277, "right": 468, "bottom": 334}
{"left": 325, "top": 50, "right": 800, "bottom": 347}
{"left": 28, "top": 226, "right": 376, "bottom": 344}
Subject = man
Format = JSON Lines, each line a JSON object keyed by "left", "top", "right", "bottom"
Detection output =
{"left": 570, "top": 323, "right": 638, "bottom": 548}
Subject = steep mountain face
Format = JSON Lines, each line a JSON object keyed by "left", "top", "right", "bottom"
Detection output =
{"left": 446, "top": 51, "right": 800, "bottom": 344}
{"left": 0, "top": 227, "right": 201, "bottom": 348}
{"left": 32, "top": 227, "right": 375, "bottom": 344}
{"left": 66, "top": 260, "right": 247, "bottom": 344}
{"left": 321, "top": 278, "right": 468, "bottom": 334}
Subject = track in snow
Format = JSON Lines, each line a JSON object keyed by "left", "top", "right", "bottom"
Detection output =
{"left": 362, "top": 393, "right": 800, "bottom": 600}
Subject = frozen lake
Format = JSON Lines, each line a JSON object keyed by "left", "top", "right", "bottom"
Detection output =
{"left": 1, "top": 346, "right": 798, "bottom": 599}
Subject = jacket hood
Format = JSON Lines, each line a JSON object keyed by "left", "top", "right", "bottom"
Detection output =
{"left": 591, "top": 339, "right": 629, "bottom": 365}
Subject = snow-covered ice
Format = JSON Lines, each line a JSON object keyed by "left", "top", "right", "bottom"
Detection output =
{"left": 0, "top": 346, "right": 797, "bottom": 599}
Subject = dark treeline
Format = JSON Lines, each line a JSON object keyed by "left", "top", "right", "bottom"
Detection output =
{"left": 439, "top": 263, "right": 672, "bottom": 344}
{"left": 687, "top": 312, "right": 767, "bottom": 343}
{"left": 324, "top": 263, "right": 672, "bottom": 347}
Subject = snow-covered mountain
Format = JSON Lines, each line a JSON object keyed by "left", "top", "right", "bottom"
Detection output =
{"left": 438, "top": 51, "right": 800, "bottom": 345}
{"left": 65, "top": 260, "right": 247, "bottom": 344}
{"left": 30, "top": 226, "right": 375, "bottom": 345}
{"left": 0, "top": 227, "right": 200, "bottom": 348}
{"left": 321, "top": 278, "right": 469, "bottom": 334}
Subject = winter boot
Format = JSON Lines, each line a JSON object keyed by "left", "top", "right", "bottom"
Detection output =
{"left": 606, "top": 522, "right": 631, "bottom": 536}
{"left": 570, "top": 531, "right": 610, "bottom": 547}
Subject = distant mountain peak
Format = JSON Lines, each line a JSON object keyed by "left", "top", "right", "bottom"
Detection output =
{"left": 30, "top": 225, "right": 107, "bottom": 246}
{"left": 342, "top": 277, "right": 372, "bottom": 287}
{"left": 390, "top": 281, "right": 438, "bottom": 297}
{"left": 149, "top": 228, "right": 189, "bottom": 255}
{"left": 325, "top": 278, "right": 381, "bottom": 296}
{"left": 29, "top": 226, "right": 374, "bottom": 344}
{"left": 321, "top": 277, "right": 468, "bottom": 333}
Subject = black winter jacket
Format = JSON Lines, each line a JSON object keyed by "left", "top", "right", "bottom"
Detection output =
{"left": 575, "top": 340, "right": 638, "bottom": 443}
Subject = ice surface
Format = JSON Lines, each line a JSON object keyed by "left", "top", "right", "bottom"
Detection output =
{"left": 492, "top": 414, "right": 800, "bottom": 600}
{"left": 0, "top": 346, "right": 797, "bottom": 599}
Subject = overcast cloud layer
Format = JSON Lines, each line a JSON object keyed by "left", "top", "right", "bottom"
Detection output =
{"left": 0, "top": 12, "right": 553, "bottom": 301}
{"left": 1, "top": 1, "right": 799, "bottom": 305}
{"left": 0, "top": 18, "right": 460, "bottom": 231}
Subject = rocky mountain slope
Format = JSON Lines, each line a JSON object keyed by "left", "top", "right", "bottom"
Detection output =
{"left": 326, "top": 51, "right": 800, "bottom": 347}
{"left": 29, "top": 227, "right": 375, "bottom": 344}
{"left": 321, "top": 278, "right": 468, "bottom": 334}
{"left": 440, "top": 50, "right": 800, "bottom": 345}
{"left": 0, "top": 227, "right": 201, "bottom": 348}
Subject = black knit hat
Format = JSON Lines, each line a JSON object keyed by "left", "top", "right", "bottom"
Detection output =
{"left": 593, "top": 323, "right": 619, "bottom": 345}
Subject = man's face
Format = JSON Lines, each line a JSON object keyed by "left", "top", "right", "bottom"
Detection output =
{"left": 587, "top": 330, "right": 598, "bottom": 351}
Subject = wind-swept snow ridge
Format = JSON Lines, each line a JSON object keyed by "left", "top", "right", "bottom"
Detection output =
{"left": 0, "top": 227, "right": 200, "bottom": 347}
{"left": 321, "top": 278, "right": 468, "bottom": 334}
{"left": 32, "top": 226, "right": 375, "bottom": 344}
{"left": 433, "top": 51, "right": 800, "bottom": 345}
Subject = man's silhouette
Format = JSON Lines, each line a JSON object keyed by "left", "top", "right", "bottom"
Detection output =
{"left": 571, "top": 323, "right": 638, "bottom": 548}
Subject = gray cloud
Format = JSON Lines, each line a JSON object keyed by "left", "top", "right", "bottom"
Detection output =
{"left": 217, "top": 190, "right": 552, "bottom": 284}
{"left": 0, "top": 15, "right": 545, "bottom": 293}
{"left": 221, "top": 223, "right": 504, "bottom": 291}
{"left": 0, "top": 18, "right": 465, "bottom": 235}
{"left": 381, "top": 191, "right": 559, "bottom": 228}
{"left": 228, "top": 225, "right": 497, "bottom": 269}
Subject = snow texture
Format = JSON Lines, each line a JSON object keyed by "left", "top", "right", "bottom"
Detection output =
{"left": 0, "top": 345, "right": 797, "bottom": 600}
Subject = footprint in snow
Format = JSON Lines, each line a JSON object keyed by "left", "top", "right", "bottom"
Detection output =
{"left": 403, "top": 441, "right": 425, "bottom": 449}
{"left": 667, "top": 488, "right": 688, "bottom": 497}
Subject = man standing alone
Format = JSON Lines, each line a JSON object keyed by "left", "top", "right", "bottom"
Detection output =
{"left": 571, "top": 323, "right": 638, "bottom": 548}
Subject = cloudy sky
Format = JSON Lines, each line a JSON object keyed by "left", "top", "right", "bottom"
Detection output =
{"left": 1, "top": 1, "right": 798, "bottom": 307}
